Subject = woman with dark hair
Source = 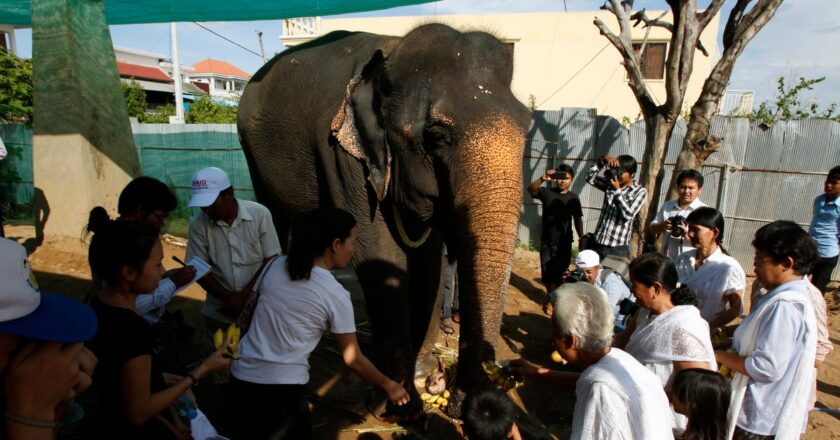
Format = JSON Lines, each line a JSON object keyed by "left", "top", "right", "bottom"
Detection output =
{"left": 85, "top": 209, "right": 231, "bottom": 439}
{"left": 671, "top": 368, "right": 730, "bottom": 440}
{"left": 615, "top": 252, "right": 715, "bottom": 435}
{"left": 229, "top": 207, "right": 409, "bottom": 440}
{"left": 674, "top": 207, "right": 746, "bottom": 328}
{"left": 717, "top": 220, "right": 818, "bottom": 439}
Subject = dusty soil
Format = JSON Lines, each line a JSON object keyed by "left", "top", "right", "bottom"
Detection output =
{"left": 6, "top": 223, "right": 840, "bottom": 439}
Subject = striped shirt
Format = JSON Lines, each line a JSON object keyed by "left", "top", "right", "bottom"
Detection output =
{"left": 586, "top": 164, "right": 648, "bottom": 247}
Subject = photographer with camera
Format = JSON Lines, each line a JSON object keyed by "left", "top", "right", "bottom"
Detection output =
{"left": 528, "top": 164, "right": 584, "bottom": 294}
{"left": 585, "top": 155, "right": 647, "bottom": 259}
{"left": 649, "top": 170, "right": 707, "bottom": 261}
{"left": 571, "top": 250, "right": 634, "bottom": 331}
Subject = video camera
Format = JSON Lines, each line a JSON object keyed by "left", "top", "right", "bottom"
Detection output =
{"left": 604, "top": 167, "right": 621, "bottom": 181}
{"left": 565, "top": 268, "right": 588, "bottom": 283}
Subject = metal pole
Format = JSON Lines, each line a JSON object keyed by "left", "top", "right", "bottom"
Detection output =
{"left": 171, "top": 22, "right": 185, "bottom": 123}
{"left": 256, "top": 30, "right": 266, "bottom": 63}
{"left": 717, "top": 163, "right": 729, "bottom": 216}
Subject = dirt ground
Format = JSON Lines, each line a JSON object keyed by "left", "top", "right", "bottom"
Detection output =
{"left": 6, "top": 222, "right": 840, "bottom": 439}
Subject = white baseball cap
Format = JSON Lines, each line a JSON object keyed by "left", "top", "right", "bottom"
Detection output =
{"left": 0, "top": 238, "right": 97, "bottom": 343}
{"left": 188, "top": 167, "right": 232, "bottom": 208}
{"left": 574, "top": 250, "right": 601, "bottom": 269}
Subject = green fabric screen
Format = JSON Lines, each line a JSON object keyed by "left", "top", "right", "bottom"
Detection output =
{"left": 0, "top": 0, "right": 435, "bottom": 25}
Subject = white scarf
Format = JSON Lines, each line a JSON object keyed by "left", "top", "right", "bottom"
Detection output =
{"left": 726, "top": 280, "right": 816, "bottom": 440}
{"left": 626, "top": 305, "right": 717, "bottom": 368}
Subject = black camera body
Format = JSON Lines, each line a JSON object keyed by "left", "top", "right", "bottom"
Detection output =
{"left": 553, "top": 171, "right": 569, "bottom": 180}
{"left": 566, "top": 268, "right": 588, "bottom": 283}
{"left": 668, "top": 215, "right": 686, "bottom": 238}
{"left": 604, "top": 167, "right": 621, "bottom": 181}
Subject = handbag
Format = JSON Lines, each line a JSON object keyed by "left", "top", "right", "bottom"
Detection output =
{"left": 234, "top": 256, "right": 279, "bottom": 334}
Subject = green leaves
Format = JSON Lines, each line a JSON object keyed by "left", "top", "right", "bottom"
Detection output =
{"left": 121, "top": 77, "right": 147, "bottom": 119}
{"left": 0, "top": 48, "right": 33, "bottom": 124}
{"left": 747, "top": 76, "right": 839, "bottom": 125}
{"left": 185, "top": 96, "right": 238, "bottom": 123}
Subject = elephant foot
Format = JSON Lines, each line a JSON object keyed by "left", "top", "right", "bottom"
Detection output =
{"left": 441, "top": 387, "right": 466, "bottom": 419}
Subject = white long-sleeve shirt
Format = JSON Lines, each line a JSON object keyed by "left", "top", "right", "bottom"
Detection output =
{"left": 134, "top": 278, "right": 177, "bottom": 324}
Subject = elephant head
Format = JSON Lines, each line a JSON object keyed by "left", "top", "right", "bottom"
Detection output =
{"left": 331, "top": 23, "right": 531, "bottom": 394}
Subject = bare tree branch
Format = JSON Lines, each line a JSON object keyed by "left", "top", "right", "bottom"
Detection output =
{"left": 632, "top": 9, "right": 710, "bottom": 56}
{"left": 698, "top": 0, "right": 727, "bottom": 29}
{"left": 723, "top": 0, "right": 752, "bottom": 49}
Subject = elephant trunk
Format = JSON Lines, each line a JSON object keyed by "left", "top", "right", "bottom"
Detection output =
{"left": 452, "top": 115, "right": 525, "bottom": 391}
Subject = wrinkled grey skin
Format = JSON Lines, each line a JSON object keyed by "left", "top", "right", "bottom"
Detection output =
{"left": 237, "top": 23, "right": 529, "bottom": 415}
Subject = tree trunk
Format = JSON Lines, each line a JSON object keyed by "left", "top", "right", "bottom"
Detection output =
{"left": 632, "top": 110, "right": 677, "bottom": 257}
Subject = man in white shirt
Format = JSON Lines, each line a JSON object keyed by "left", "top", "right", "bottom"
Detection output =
{"left": 649, "top": 170, "right": 706, "bottom": 260}
{"left": 185, "top": 167, "right": 281, "bottom": 381}
{"left": 573, "top": 250, "right": 634, "bottom": 331}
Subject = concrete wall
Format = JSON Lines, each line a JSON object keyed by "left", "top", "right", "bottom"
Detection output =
{"left": 284, "top": 11, "right": 720, "bottom": 121}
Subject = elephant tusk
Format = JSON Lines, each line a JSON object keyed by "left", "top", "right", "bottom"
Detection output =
{"left": 392, "top": 205, "right": 431, "bottom": 249}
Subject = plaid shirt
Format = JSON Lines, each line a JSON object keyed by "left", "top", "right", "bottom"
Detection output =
{"left": 586, "top": 164, "right": 648, "bottom": 247}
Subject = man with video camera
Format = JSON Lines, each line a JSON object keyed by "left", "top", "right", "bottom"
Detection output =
{"left": 585, "top": 154, "right": 647, "bottom": 259}
{"left": 649, "top": 169, "right": 706, "bottom": 261}
{"left": 528, "top": 164, "right": 584, "bottom": 294}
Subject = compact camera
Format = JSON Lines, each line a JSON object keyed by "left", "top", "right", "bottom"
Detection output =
{"left": 668, "top": 215, "right": 686, "bottom": 238}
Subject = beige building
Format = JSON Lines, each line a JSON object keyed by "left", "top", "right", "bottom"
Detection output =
{"left": 280, "top": 11, "right": 720, "bottom": 120}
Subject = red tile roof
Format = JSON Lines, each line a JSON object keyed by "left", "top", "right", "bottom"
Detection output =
{"left": 117, "top": 62, "right": 173, "bottom": 83}
{"left": 192, "top": 58, "right": 251, "bottom": 78}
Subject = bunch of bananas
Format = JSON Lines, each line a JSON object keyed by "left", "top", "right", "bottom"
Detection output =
{"left": 213, "top": 324, "right": 242, "bottom": 360}
{"left": 482, "top": 361, "right": 518, "bottom": 391}
{"left": 420, "top": 390, "right": 450, "bottom": 409}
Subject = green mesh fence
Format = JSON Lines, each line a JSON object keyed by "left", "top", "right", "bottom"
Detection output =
{"left": 0, "top": 123, "right": 256, "bottom": 217}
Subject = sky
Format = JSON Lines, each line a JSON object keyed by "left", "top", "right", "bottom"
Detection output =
{"left": 10, "top": 0, "right": 840, "bottom": 110}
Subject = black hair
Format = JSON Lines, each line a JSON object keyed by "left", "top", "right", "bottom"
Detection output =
{"left": 462, "top": 390, "right": 517, "bottom": 440}
{"left": 629, "top": 252, "right": 697, "bottom": 306}
{"left": 752, "top": 220, "right": 818, "bottom": 276}
{"left": 554, "top": 163, "right": 574, "bottom": 178}
{"left": 117, "top": 176, "right": 177, "bottom": 218}
{"left": 286, "top": 207, "right": 357, "bottom": 281}
{"left": 676, "top": 169, "right": 704, "bottom": 188}
{"left": 616, "top": 155, "right": 638, "bottom": 176}
{"left": 86, "top": 207, "right": 160, "bottom": 287}
{"left": 672, "top": 368, "right": 730, "bottom": 440}
{"left": 686, "top": 207, "right": 727, "bottom": 252}
{"left": 828, "top": 166, "right": 840, "bottom": 182}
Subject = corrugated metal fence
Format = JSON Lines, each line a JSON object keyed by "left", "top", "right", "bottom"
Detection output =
{"left": 2, "top": 113, "right": 839, "bottom": 278}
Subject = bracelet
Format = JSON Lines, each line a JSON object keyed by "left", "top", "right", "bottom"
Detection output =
{"left": 4, "top": 409, "right": 57, "bottom": 429}
{"left": 187, "top": 373, "right": 199, "bottom": 387}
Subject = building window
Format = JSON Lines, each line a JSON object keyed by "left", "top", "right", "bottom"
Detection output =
{"left": 632, "top": 42, "right": 666, "bottom": 80}
{"left": 214, "top": 80, "right": 225, "bottom": 90}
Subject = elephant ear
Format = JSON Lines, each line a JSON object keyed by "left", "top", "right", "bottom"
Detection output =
{"left": 331, "top": 49, "right": 391, "bottom": 201}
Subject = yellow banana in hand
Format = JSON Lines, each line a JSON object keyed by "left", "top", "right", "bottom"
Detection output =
{"left": 221, "top": 324, "right": 242, "bottom": 360}
{"left": 213, "top": 329, "right": 224, "bottom": 349}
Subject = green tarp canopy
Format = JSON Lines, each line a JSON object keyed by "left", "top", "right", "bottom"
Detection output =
{"left": 0, "top": 0, "right": 436, "bottom": 25}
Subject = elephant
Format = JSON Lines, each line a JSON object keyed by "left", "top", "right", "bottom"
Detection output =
{"left": 237, "top": 23, "right": 530, "bottom": 415}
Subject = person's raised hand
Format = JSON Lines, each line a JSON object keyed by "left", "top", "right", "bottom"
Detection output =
{"left": 507, "top": 358, "right": 538, "bottom": 381}
{"left": 169, "top": 266, "right": 197, "bottom": 288}
{"left": 383, "top": 379, "right": 410, "bottom": 406}
{"left": 5, "top": 341, "right": 92, "bottom": 421}
{"left": 543, "top": 169, "right": 555, "bottom": 181}
{"left": 601, "top": 155, "right": 620, "bottom": 168}
{"left": 609, "top": 174, "right": 621, "bottom": 190}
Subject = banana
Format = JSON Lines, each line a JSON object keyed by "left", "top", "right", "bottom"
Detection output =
{"left": 442, "top": 390, "right": 450, "bottom": 399}
{"left": 551, "top": 351, "right": 566, "bottom": 364}
{"left": 213, "top": 329, "right": 224, "bottom": 349}
{"left": 420, "top": 393, "right": 433, "bottom": 402}
{"left": 221, "top": 324, "right": 242, "bottom": 360}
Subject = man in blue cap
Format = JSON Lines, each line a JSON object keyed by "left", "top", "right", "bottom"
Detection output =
{"left": 0, "top": 238, "right": 98, "bottom": 439}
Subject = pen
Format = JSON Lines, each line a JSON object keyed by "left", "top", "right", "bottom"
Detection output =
{"left": 172, "top": 256, "right": 187, "bottom": 266}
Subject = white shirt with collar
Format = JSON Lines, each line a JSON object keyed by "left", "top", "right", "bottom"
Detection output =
{"left": 675, "top": 247, "right": 746, "bottom": 323}
{"left": 653, "top": 198, "right": 706, "bottom": 260}
{"left": 186, "top": 198, "right": 281, "bottom": 323}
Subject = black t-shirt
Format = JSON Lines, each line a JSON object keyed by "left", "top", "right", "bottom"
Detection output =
{"left": 534, "top": 187, "right": 583, "bottom": 245}
{"left": 87, "top": 296, "right": 170, "bottom": 439}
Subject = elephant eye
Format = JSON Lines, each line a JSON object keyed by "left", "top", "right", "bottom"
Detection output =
{"left": 423, "top": 122, "right": 454, "bottom": 151}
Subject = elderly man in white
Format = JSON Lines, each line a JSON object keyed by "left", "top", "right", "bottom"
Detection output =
{"left": 510, "top": 282, "right": 674, "bottom": 440}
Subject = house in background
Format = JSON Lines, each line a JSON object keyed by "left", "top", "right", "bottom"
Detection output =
{"left": 281, "top": 12, "right": 723, "bottom": 121}
{"left": 114, "top": 46, "right": 207, "bottom": 110}
{"left": 187, "top": 58, "right": 251, "bottom": 103}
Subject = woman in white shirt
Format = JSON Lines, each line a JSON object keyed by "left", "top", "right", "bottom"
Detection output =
{"left": 674, "top": 207, "right": 746, "bottom": 329}
{"left": 229, "top": 207, "right": 409, "bottom": 439}
{"left": 616, "top": 252, "right": 716, "bottom": 435}
{"left": 717, "top": 221, "right": 818, "bottom": 439}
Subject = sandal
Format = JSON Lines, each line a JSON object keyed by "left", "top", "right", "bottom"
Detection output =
{"left": 440, "top": 317, "right": 455, "bottom": 334}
